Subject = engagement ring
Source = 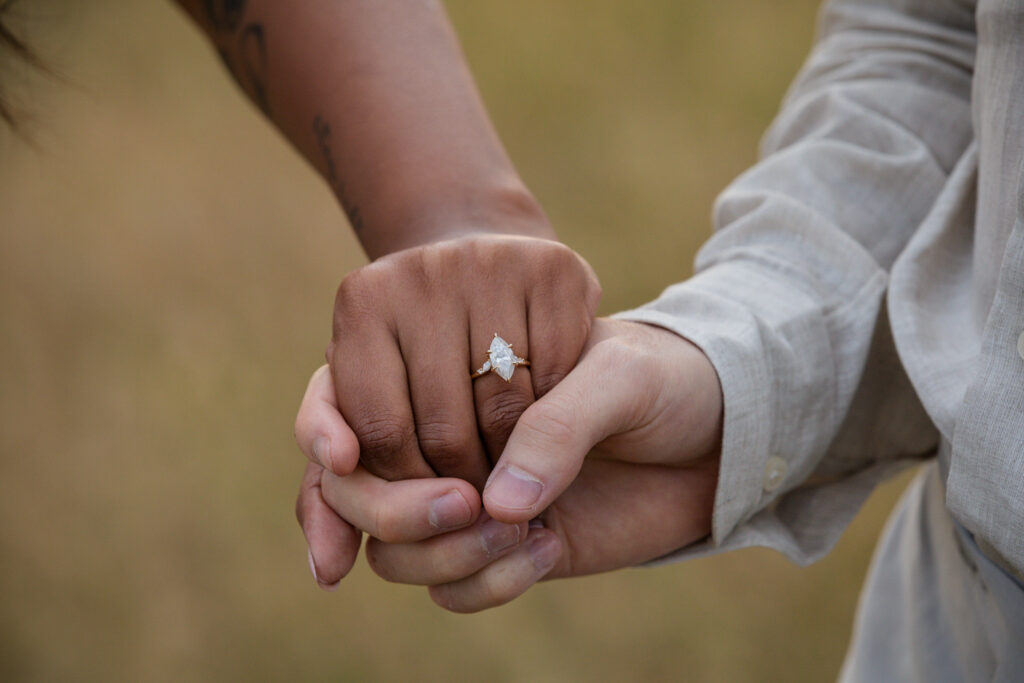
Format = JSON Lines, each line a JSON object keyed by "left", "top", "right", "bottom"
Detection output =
{"left": 471, "top": 334, "right": 530, "bottom": 382}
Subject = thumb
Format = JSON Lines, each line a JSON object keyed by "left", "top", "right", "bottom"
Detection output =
{"left": 481, "top": 343, "right": 642, "bottom": 523}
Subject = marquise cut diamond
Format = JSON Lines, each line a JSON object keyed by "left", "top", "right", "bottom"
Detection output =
{"left": 488, "top": 335, "right": 518, "bottom": 381}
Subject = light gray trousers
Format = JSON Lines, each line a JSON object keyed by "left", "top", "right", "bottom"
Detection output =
{"left": 840, "top": 463, "right": 1024, "bottom": 682}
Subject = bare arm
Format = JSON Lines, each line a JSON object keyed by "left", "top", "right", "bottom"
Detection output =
{"left": 175, "top": 0, "right": 553, "bottom": 258}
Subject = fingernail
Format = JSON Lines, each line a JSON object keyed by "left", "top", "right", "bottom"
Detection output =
{"left": 428, "top": 490, "right": 473, "bottom": 531}
{"left": 479, "top": 517, "right": 521, "bottom": 556}
{"left": 529, "top": 518, "right": 546, "bottom": 530}
{"left": 307, "top": 547, "right": 339, "bottom": 592}
{"left": 486, "top": 465, "right": 544, "bottom": 511}
{"left": 526, "top": 533, "right": 560, "bottom": 573}
{"left": 312, "top": 436, "right": 332, "bottom": 470}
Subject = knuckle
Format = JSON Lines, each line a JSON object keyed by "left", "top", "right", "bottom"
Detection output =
{"left": 478, "top": 390, "right": 533, "bottom": 441}
{"left": 540, "top": 241, "right": 581, "bottom": 279}
{"left": 332, "top": 281, "right": 367, "bottom": 339}
{"left": 332, "top": 266, "right": 392, "bottom": 335}
{"left": 522, "top": 242, "right": 598, "bottom": 302}
{"left": 333, "top": 269, "right": 369, "bottom": 311}
{"left": 353, "top": 413, "right": 416, "bottom": 475}
{"left": 391, "top": 247, "right": 433, "bottom": 295}
{"left": 530, "top": 368, "right": 567, "bottom": 399}
{"left": 358, "top": 415, "right": 411, "bottom": 455}
{"left": 371, "top": 503, "right": 402, "bottom": 543}
{"left": 410, "top": 243, "right": 456, "bottom": 291}
{"left": 427, "top": 553, "right": 466, "bottom": 586}
{"left": 416, "top": 419, "right": 477, "bottom": 473}
{"left": 544, "top": 239, "right": 576, "bottom": 264}
{"left": 522, "top": 400, "right": 577, "bottom": 449}
{"left": 476, "top": 572, "right": 522, "bottom": 611}
{"left": 458, "top": 235, "right": 509, "bottom": 274}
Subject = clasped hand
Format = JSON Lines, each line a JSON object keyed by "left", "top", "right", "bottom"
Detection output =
{"left": 294, "top": 235, "right": 723, "bottom": 612}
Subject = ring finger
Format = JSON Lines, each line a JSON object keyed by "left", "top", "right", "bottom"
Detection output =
{"left": 470, "top": 299, "right": 534, "bottom": 464}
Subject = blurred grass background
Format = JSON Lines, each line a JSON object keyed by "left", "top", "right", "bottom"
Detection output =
{"left": 0, "top": 1, "right": 917, "bottom": 680}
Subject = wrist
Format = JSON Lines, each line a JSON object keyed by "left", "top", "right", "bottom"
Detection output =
{"left": 358, "top": 178, "right": 556, "bottom": 260}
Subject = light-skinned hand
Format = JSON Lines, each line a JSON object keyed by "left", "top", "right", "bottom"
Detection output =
{"left": 295, "top": 318, "right": 723, "bottom": 609}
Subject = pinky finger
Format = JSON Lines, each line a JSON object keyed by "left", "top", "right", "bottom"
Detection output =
{"left": 427, "top": 527, "right": 562, "bottom": 613}
{"left": 296, "top": 462, "right": 362, "bottom": 591}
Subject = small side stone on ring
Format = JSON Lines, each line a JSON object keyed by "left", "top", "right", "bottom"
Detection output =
{"left": 472, "top": 334, "right": 528, "bottom": 382}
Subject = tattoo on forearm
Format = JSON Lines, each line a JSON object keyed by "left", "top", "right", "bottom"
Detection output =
{"left": 313, "top": 115, "right": 365, "bottom": 234}
{"left": 238, "top": 24, "right": 269, "bottom": 115}
{"left": 204, "top": 0, "right": 270, "bottom": 116}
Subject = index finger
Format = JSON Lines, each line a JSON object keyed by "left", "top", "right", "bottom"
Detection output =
{"left": 329, "top": 305, "right": 434, "bottom": 481}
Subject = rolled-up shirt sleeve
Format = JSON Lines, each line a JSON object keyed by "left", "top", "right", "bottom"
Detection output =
{"left": 614, "top": 0, "right": 976, "bottom": 564}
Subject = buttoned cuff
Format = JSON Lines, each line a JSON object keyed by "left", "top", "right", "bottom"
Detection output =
{"left": 610, "top": 272, "right": 770, "bottom": 544}
{"left": 613, "top": 256, "right": 886, "bottom": 547}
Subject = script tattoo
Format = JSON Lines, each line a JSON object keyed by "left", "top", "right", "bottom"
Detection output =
{"left": 313, "top": 115, "right": 365, "bottom": 234}
{"left": 204, "top": 0, "right": 270, "bottom": 116}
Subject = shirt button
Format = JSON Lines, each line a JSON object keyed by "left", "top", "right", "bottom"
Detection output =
{"left": 1018, "top": 331, "right": 1024, "bottom": 361}
{"left": 763, "top": 456, "right": 787, "bottom": 493}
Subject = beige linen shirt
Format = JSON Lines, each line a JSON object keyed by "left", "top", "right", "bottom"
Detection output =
{"left": 616, "top": 0, "right": 1024, "bottom": 577}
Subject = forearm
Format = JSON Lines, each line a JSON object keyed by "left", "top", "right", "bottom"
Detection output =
{"left": 175, "top": 0, "right": 552, "bottom": 259}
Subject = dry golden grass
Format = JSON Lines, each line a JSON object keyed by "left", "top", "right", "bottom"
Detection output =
{"left": 0, "top": 1, "right": 915, "bottom": 680}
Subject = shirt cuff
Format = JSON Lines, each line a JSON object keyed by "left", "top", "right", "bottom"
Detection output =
{"left": 613, "top": 260, "right": 826, "bottom": 546}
